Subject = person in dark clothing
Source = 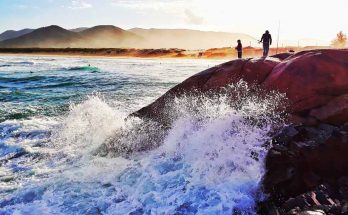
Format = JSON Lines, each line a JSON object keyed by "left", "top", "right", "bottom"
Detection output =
{"left": 260, "top": 30, "right": 272, "bottom": 57}
{"left": 235, "top": 40, "right": 242, "bottom": 59}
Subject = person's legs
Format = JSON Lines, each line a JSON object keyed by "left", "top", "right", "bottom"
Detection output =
{"left": 238, "top": 51, "right": 242, "bottom": 59}
{"left": 265, "top": 44, "right": 270, "bottom": 57}
{"left": 263, "top": 43, "right": 270, "bottom": 57}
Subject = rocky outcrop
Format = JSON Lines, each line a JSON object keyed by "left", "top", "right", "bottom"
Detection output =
{"left": 310, "top": 94, "right": 348, "bottom": 125}
{"left": 132, "top": 49, "right": 348, "bottom": 214}
{"left": 264, "top": 123, "right": 348, "bottom": 197}
{"left": 133, "top": 49, "right": 348, "bottom": 126}
{"left": 259, "top": 183, "right": 348, "bottom": 214}
{"left": 133, "top": 57, "right": 281, "bottom": 125}
{"left": 259, "top": 123, "right": 348, "bottom": 214}
{"left": 263, "top": 50, "right": 348, "bottom": 114}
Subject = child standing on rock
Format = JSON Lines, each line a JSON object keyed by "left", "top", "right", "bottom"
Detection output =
{"left": 235, "top": 40, "right": 242, "bottom": 59}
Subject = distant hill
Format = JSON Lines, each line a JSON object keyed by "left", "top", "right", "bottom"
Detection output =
{"left": 0, "top": 25, "right": 142, "bottom": 48}
{"left": 77, "top": 25, "right": 143, "bottom": 48}
{"left": 0, "top": 25, "right": 257, "bottom": 49}
{"left": 0, "top": 25, "right": 83, "bottom": 48}
{"left": 0, "top": 29, "right": 34, "bottom": 41}
{"left": 130, "top": 28, "right": 257, "bottom": 49}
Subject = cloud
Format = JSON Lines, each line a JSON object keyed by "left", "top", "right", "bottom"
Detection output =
{"left": 69, "top": 0, "right": 92, "bottom": 9}
{"left": 184, "top": 9, "right": 204, "bottom": 25}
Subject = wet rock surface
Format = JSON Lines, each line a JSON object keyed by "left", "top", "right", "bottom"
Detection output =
{"left": 258, "top": 123, "right": 348, "bottom": 214}
{"left": 130, "top": 49, "right": 348, "bottom": 214}
{"left": 262, "top": 49, "right": 348, "bottom": 114}
{"left": 133, "top": 49, "right": 348, "bottom": 126}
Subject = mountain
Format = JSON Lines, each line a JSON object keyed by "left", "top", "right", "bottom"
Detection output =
{"left": 0, "top": 25, "right": 143, "bottom": 48}
{"left": 129, "top": 28, "right": 257, "bottom": 49}
{"left": 0, "top": 25, "right": 83, "bottom": 48}
{"left": 0, "top": 25, "right": 257, "bottom": 49}
{"left": 77, "top": 25, "right": 143, "bottom": 48}
{"left": 0, "top": 29, "right": 34, "bottom": 41}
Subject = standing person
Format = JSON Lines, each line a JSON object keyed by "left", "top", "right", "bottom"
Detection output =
{"left": 235, "top": 40, "right": 242, "bottom": 59}
{"left": 260, "top": 30, "right": 272, "bottom": 57}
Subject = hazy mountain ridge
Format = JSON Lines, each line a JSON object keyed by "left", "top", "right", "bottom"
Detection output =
{"left": 130, "top": 28, "right": 256, "bottom": 49}
{"left": 0, "top": 25, "right": 257, "bottom": 49}
{"left": 77, "top": 25, "right": 144, "bottom": 48}
{"left": 0, "top": 29, "right": 34, "bottom": 41}
{"left": 0, "top": 26, "right": 83, "bottom": 48}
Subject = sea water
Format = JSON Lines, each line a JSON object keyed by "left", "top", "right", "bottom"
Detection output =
{"left": 0, "top": 55, "right": 283, "bottom": 214}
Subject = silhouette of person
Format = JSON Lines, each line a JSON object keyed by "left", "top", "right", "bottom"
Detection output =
{"left": 260, "top": 30, "right": 272, "bottom": 57}
{"left": 235, "top": 40, "right": 242, "bottom": 59}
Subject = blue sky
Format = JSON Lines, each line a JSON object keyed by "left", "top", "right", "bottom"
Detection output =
{"left": 1, "top": 0, "right": 348, "bottom": 45}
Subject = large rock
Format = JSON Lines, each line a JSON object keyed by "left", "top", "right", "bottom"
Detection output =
{"left": 258, "top": 183, "right": 348, "bottom": 214}
{"left": 310, "top": 94, "right": 348, "bottom": 125}
{"left": 129, "top": 49, "right": 348, "bottom": 214}
{"left": 259, "top": 124, "right": 348, "bottom": 214}
{"left": 241, "top": 58, "right": 280, "bottom": 84}
{"left": 133, "top": 58, "right": 280, "bottom": 124}
{"left": 264, "top": 124, "right": 348, "bottom": 198}
{"left": 263, "top": 49, "right": 348, "bottom": 113}
{"left": 133, "top": 49, "right": 348, "bottom": 125}
{"left": 202, "top": 59, "right": 249, "bottom": 90}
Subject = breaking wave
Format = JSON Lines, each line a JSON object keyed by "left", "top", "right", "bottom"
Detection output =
{"left": 0, "top": 81, "right": 286, "bottom": 214}
{"left": 66, "top": 66, "right": 100, "bottom": 73}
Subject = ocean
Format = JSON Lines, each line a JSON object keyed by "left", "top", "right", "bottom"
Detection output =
{"left": 0, "top": 55, "right": 282, "bottom": 214}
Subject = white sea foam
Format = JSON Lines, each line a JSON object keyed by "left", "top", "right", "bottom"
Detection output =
{"left": 0, "top": 81, "right": 285, "bottom": 214}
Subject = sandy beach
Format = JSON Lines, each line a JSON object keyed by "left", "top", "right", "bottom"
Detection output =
{"left": 0, "top": 47, "right": 329, "bottom": 60}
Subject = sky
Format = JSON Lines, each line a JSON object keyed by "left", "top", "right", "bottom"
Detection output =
{"left": 0, "top": 0, "right": 347, "bottom": 46}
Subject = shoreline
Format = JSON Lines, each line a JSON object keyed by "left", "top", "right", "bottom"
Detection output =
{"left": 0, "top": 52, "right": 221, "bottom": 61}
{"left": 0, "top": 52, "right": 231, "bottom": 61}
{"left": 0, "top": 47, "right": 329, "bottom": 60}
{"left": 0, "top": 52, "right": 184, "bottom": 60}
{"left": 0, "top": 48, "right": 207, "bottom": 60}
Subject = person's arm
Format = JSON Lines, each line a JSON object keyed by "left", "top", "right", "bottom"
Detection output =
{"left": 260, "top": 35, "right": 264, "bottom": 43}
{"left": 270, "top": 35, "right": 272, "bottom": 45}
